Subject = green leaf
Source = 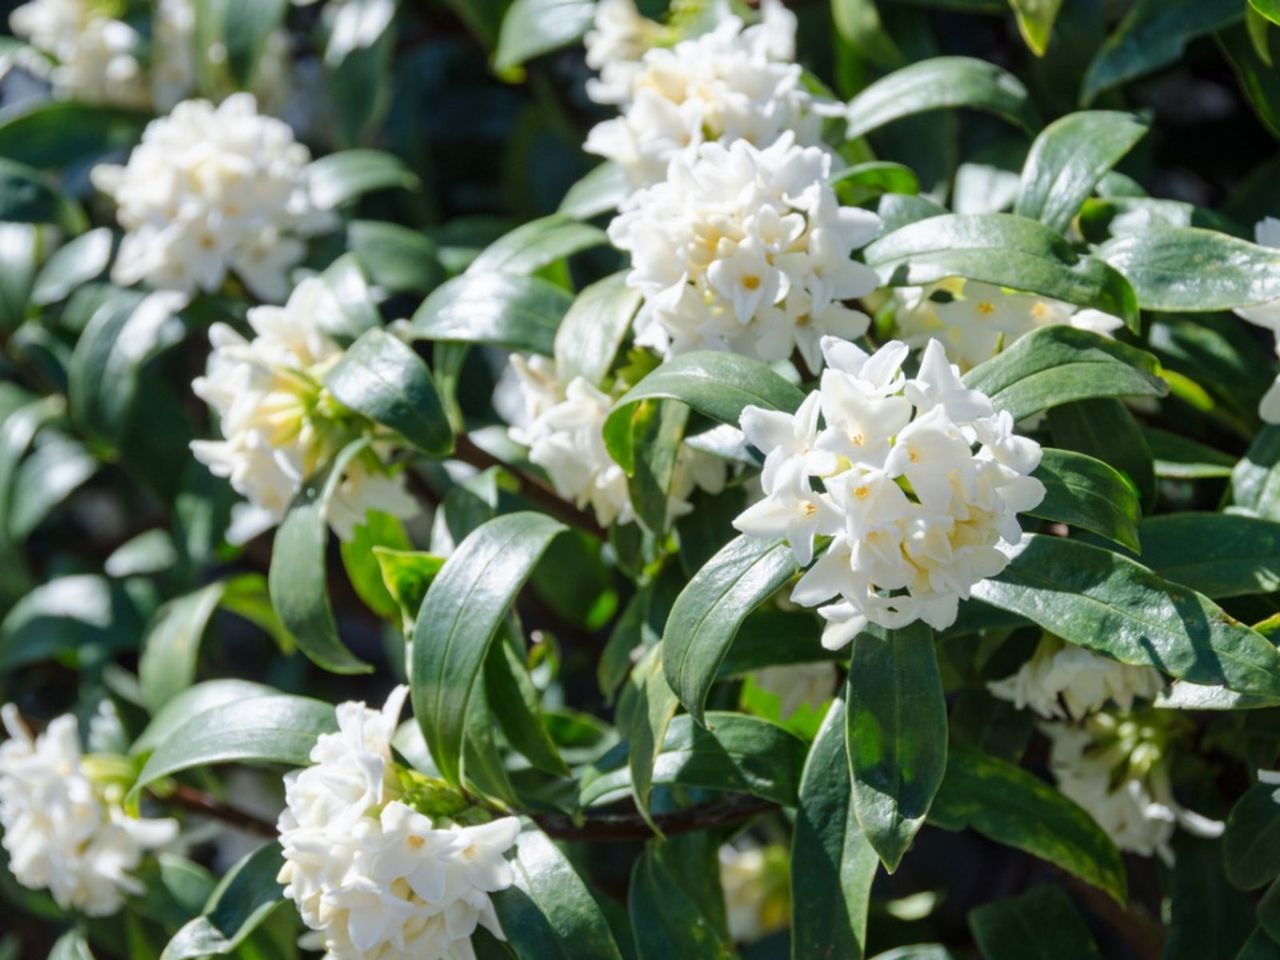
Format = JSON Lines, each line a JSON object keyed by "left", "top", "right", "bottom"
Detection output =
{"left": 628, "top": 847, "right": 736, "bottom": 960}
{"left": 493, "top": 831, "right": 626, "bottom": 960}
{"left": 1225, "top": 784, "right": 1280, "bottom": 890}
{"left": 494, "top": 0, "right": 594, "bottom": 72}
{"left": 930, "top": 745, "right": 1127, "bottom": 903}
{"left": 604, "top": 352, "right": 804, "bottom": 473}
{"left": 0, "top": 101, "right": 147, "bottom": 168}
{"left": 663, "top": 535, "right": 799, "bottom": 726}
{"left": 969, "top": 887, "right": 1103, "bottom": 960}
{"left": 410, "top": 512, "right": 566, "bottom": 787}
{"left": 374, "top": 547, "right": 445, "bottom": 630}
{"left": 1234, "top": 426, "right": 1280, "bottom": 520}
{"left": 845, "top": 57, "right": 1041, "bottom": 140}
{"left": 580, "top": 711, "right": 807, "bottom": 808}
{"left": 469, "top": 214, "right": 607, "bottom": 277}
{"left": 626, "top": 399, "right": 688, "bottom": 535}
{"left": 199, "top": 0, "right": 288, "bottom": 87}
{"left": 1082, "top": 0, "right": 1242, "bottom": 104}
{"left": 347, "top": 220, "right": 444, "bottom": 296}
{"left": 616, "top": 643, "right": 680, "bottom": 834}
{"left": 0, "top": 574, "right": 144, "bottom": 671}
{"left": 846, "top": 622, "right": 948, "bottom": 872}
{"left": 1147, "top": 427, "right": 1234, "bottom": 480}
{"left": 309, "top": 150, "right": 420, "bottom": 208}
{"left": 1047, "top": 399, "right": 1156, "bottom": 511}
{"left": 7, "top": 431, "right": 96, "bottom": 541}
{"left": 132, "top": 680, "right": 277, "bottom": 755}
{"left": 832, "top": 0, "right": 906, "bottom": 70}
{"left": 558, "top": 162, "right": 628, "bottom": 220}
{"left": 0, "top": 158, "right": 86, "bottom": 232}
{"left": 1100, "top": 225, "right": 1280, "bottom": 312}
{"left": 485, "top": 630, "right": 570, "bottom": 776}
{"left": 791, "top": 699, "right": 879, "bottom": 960}
{"left": 1164, "top": 835, "right": 1253, "bottom": 960}
{"left": 268, "top": 441, "right": 375, "bottom": 675}
{"left": 130, "top": 694, "right": 337, "bottom": 800}
{"left": 972, "top": 534, "right": 1280, "bottom": 697}
{"left": 1218, "top": 24, "right": 1280, "bottom": 141}
{"left": 412, "top": 271, "right": 572, "bottom": 355}
{"left": 1138, "top": 514, "right": 1280, "bottom": 598}
{"left": 138, "top": 582, "right": 228, "bottom": 714}
{"left": 1253, "top": 0, "right": 1280, "bottom": 26}
{"left": 963, "top": 326, "right": 1166, "bottom": 421}
{"left": 1237, "top": 929, "right": 1280, "bottom": 960}
{"left": 832, "top": 162, "right": 920, "bottom": 206}
{"left": 31, "top": 228, "right": 112, "bottom": 306}
{"left": 555, "top": 272, "right": 640, "bottom": 387}
{"left": 325, "top": 327, "right": 452, "bottom": 456}
{"left": 48, "top": 931, "right": 93, "bottom": 960}
{"left": 864, "top": 214, "right": 1139, "bottom": 329}
{"left": 0, "top": 223, "right": 41, "bottom": 330}
{"left": 1008, "top": 0, "right": 1064, "bottom": 55}
{"left": 1029, "top": 448, "right": 1142, "bottom": 551}
{"left": 1015, "top": 111, "right": 1148, "bottom": 233}
{"left": 341, "top": 511, "right": 412, "bottom": 620}
{"left": 162, "top": 844, "right": 284, "bottom": 960}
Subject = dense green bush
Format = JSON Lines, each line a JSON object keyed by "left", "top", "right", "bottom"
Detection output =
{"left": 5, "top": 1, "right": 1280, "bottom": 958}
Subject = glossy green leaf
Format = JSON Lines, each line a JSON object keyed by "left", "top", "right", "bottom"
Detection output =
{"left": 0, "top": 101, "right": 147, "bottom": 168}
{"left": 162, "top": 844, "right": 284, "bottom": 959}
{"left": 325, "top": 328, "right": 452, "bottom": 456}
{"left": 580, "top": 711, "right": 807, "bottom": 807}
{"left": 0, "top": 574, "right": 144, "bottom": 671}
{"left": 1015, "top": 111, "right": 1148, "bottom": 232}
{"left": 31, "top": 228, "right": 111, "bottom": 306}
{"left": 969, "top": 886, "right": 1103, "bottom": 960}
{"left": 138, "top": 582, "right": 228, "bottom": 714}
{"left": 196, "top": 0, "right": 288, "bottom": 88}
{"left": 930, "top": 745, "right": 1127, "bottom": 902}
{"left": 411, "top": 512, "right": 566, "bottom": 786}
{"left": 555, "top": 272, "right": 640, "bottom": 387}
{"left": 1253, "top": 0, "right": 1280, "bottom": 26}
{"left": 558, "top": 162, "right": 628, "bottom": 220}
{"left": 1234, "top": 426, "right": 1280, "bottom": 520}
{"left": 963, "top": 326, "right": 1166, "bottom": 421}
{"left": 791, "top": 700, "right": 879, "bottom": 960}
{"left": 347, "top": 220, "right": 444, "bottom": 295}
{"left": 0, "top": 158, "right": 86, "bottom": 232}
{"left": 131, "top": 694, "right": 337, "bottom": 800}
{"left": 832, "top": 162, "right": 920, "bottom": 206}
{"left": 493, "top": 831, "right": 625, "bottom": 960}
{"left": 132, "top": 680, "right": 276, "bottom": 755}
{"left": 1047, "top": 398, "right": 1156, "bottom": 511}
{"left": 1225, "top": 784, "right": 1280, "bottom": 890}
{"left": 663, "top": 535, "right": 799, "bottom": 726}
{"left": 847, "top": 622, "right": 948, "bottom": 872}
{"left": 1138, "top": 514, "right": 1280, "bottom": 598}
{"left": 412, "top": 271, "right": 572, "bottom": 355}
{"left": 973, "top": 534, "right": 1280, "bottom": 697}
{"left": 485, "top": 630, "right": 570, "bottom": 776}
{"left": 494, "top": 0, "right": 594, "bottom": 71}
{"left": 268, "top": 441, "right": 374, "bottom": 675}
{"left": 309, "top": 149, "right": 420, "bottom": 208}
{"left": 864, "top": 214, "right": 1139, "bottom": 329}
{"left": 604, "top": 352, "right": 804, "bottom": 473}
{"left": 628, "top": 847, "right": 735, "bottom": 960}
{"left": 1219, "top": 24, "right": 1280, "bottom": 141}
{"left": 469, "top": 214, "right": 607, "bottom": 277}
{"left": 1029, "top": 448, "right": 1141, "bottom": 551}
{"left": 374, "top": 547, "right": 445, "bottom": 630}
{"left": 1008, "top": 0, "right": 1064, "bottom": 55}
{"left": 340, "top": 511, "right": 412, "bottom": 621}
{"left": 616, "top": 643, "right": 680, "bottom": 833}
{"left": 7, "top": 430, "right": 96, "bottom": 541}
{"left": 1099, "top": 226, "right": 1280, "bottom": 312}
{"left": 1164, "top": 835, "right": 1253, "bottom": 960}
{"left": 1082, "top": 0, "right": 1242, "bottom": 104}
{"left": 845, "top": 57, "right": 1040, "bottom": 140}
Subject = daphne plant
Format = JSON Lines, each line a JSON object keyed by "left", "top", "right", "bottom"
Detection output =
{"left": 8, "top": 0, "right": 1280, "bottom": 958}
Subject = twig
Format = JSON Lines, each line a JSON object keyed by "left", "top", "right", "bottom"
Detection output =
{"left": 533, "top": 795, "right": 776, "bottom": 842}
{"left": 452, "top": 434, "right": 606, "bottom": 539}
{"left": 165, "top": 784, "right": 278, "bottom": 839}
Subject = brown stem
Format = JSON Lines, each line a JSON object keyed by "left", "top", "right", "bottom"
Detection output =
{"left": 165, "top": 784, "right": 278, "bottom": 839}
{"left": 452, "top": 434, "right": 606, "bottom": 540}
{"left": 533, "top": 795, "right": 776, "bottom": 842}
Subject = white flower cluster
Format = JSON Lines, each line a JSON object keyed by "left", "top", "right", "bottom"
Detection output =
{"left": 192, "top": 278, "right": 415, "bottom": 543}
{"left": 585, "top": 0, "right": 819, "bottom": 186}
{"left": 0, "top": 705, "right": 178, "bottom": 916}
{"left": 496, "top": 355, "right": 726, "bottom": 528}
{"left": 277, "top": 688, "right": 522, "bottom": 960}
{"left": 988, "top": 635, "right": 1165, "bottom": 721}
{"left": 890, "top": 279, "right": 1125, "bottom": 372}
{"left": 1234, "top": 217, "right": 1280, "bottom": 424}
{"left": 609, "top": 136, "right": 881, "bottom": 368}
{"left": 1042, "top": 718, "right": 1221, "bottom": 863}
{"left": 91, "top": 94, "right": 334, "bottom": 302}
{"left": 735, "top": 337, "right": 1045, "bottom": 647}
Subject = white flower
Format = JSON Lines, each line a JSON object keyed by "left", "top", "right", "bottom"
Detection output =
{"left": 735, "top": 337, "right": 1045, "bottom": 646}
{"left": 277, "top": 689, "right": 522, "bottom": 960}
{"left": 890, "top": 279, "right": 1124, "bottom": 372}
{"left": 8, "top": 0, "right": 149, "bottom": 107}
{"left": 1234, "top": 218, "right": 1280, "bottom": 425}
{"left": 718, "top": 843, "right": 789, "bottom": 944}
{"left": 609, "top": 136, "right": 881, "bottom": 367}
{"left": 584, "top": 0, "right": 665, "bottom": 105}
{"left": 91, "top": 94, "right": 334, "bottom": 301}
{"left": 191, "top": 278, "right": 416, "bottom": 542}
{"left": 751, "top": 661, "right": 838, "bottom": 718}
{"left": 585, "top": 0, "right": 817, "bottom": 186}
{"left": 988, "top": 635, "right": 1166, "bottom": 720}
{"left": 1042, "top": 719, "right": 1221, "bottom": 864}
{"left": 0, "top": 705, "right": 177, "bottom": 916}
{"left": 497, "top": 354, "right": 726, "bottom": 528}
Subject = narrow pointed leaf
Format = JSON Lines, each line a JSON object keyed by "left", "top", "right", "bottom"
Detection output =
{"left": 1029, "top": 448, "right": 1142, "bottom": 551}
{"left": 162, "top": 844, "right": 284, "bottom": 960}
